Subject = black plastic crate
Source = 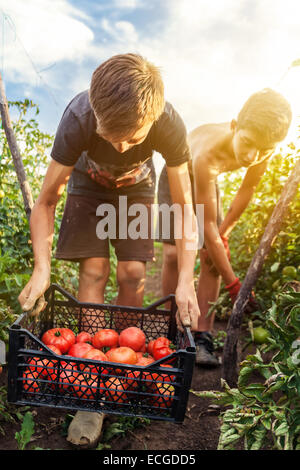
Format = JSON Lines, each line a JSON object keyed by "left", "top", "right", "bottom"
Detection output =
{"left": 8, "top": 284, "right": 196, "bottom": 423}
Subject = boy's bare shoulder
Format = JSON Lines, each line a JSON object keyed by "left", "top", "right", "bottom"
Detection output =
{"left": 188, "top": 123, "right": 228, "bottom": 156}
{"left": 188, "top": 123, "right": 229, "bottom": 174}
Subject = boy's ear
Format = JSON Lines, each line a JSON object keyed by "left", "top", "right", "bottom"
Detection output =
{"left": 230, "top": 119, "right": 237, "bottom": 132}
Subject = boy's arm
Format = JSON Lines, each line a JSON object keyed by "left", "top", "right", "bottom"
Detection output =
{"left": 218, "top": 159, "right": 269, "bottom": 237}
{"left": 193, "top": 157, "right": 237, "bottom": 286}
{"left": 18, "top": 159, "right": 74, "bottom": 311}
{"left": 166, "top": 162, "right": 200, "bottom": 331}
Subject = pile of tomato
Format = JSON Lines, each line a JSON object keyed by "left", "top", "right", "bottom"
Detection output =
{"left": 22, "top": 326, "right": 177, "bottom": 408}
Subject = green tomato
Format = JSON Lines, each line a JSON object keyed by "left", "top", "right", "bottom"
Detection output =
{"left": 272, "top": 279, "right": 281, "bottom": 290}
{"left": 282, "top": 266, "right": 297, "bottom": 279}
{"left": 253, "top": 327, "right": 270, "bottom": 344}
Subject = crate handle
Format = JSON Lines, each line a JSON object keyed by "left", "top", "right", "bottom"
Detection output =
{"left": 45, "top": 283, "right": 79, "bottom": 304}
{"left": 144, "top": 294, "right": 176, "bottom": 311}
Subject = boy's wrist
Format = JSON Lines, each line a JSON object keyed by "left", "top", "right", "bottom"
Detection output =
{"left": 225, "top": 277, "right": 242, "bottom": 303}
{"left": 33, "top": 261, "right": 51, "bottom": 276}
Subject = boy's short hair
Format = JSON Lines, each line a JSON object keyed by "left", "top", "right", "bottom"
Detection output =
{"left": 237, "top": 88, "right": 292, "bottom": 147}
{"left": 89, "top": 53, "right": 165, "bottom": 140}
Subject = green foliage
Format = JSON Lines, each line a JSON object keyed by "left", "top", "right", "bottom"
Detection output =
{"left": 0, "top": 385, "right": 30, "bottom": 435}
{"left": 192, "top": 287, "right": 300, "bottom": 450}
{"left": 15, "top": 411, "right": 35, "bottom": 450}
{"left": 202, "top": 144, "right": 300, "bottom": 320}
{"left": 0, "top": 100, "right": 117, "bottom": 350}
{"left": 100, "top": 416, "right": 150, "bottom": 450}
{"left": 222, "top": 148, "right": 300, "bottom": 299}
{"left": 0, "top": 100, "right": 53, "bottom": 314}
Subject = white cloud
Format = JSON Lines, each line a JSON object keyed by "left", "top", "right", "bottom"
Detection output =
{"left": 101, "top": 18, "right": 138, "bottom": 44}
{"left": 0, "top": 0, "right": 94, "bottom": 84}
{"left": 1, "top": 0, "right": 299, "bottom": 141}
{"left": 111, "top": 0, "right": 144, "bottom": 9}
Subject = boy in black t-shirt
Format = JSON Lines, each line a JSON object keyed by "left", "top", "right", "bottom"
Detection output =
{"left": 18, "top": 53, "right": 199, "bottom": 328}
{"left": 18, "top": 53, "right": 200, "bottom": 445}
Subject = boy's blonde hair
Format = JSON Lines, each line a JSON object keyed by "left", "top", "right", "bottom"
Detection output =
{"left": 89, "top": 53, "right": 165, "bottom": 140}
{"left": 237, "top": 88, "right": 292, "bottom": 147}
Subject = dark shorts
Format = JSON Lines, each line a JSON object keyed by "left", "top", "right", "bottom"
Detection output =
{"left": 156, "top": 164, "right": 223, "bottom": 246}
{"left": 55, "top": 193, "right": 155, "bottom": 262}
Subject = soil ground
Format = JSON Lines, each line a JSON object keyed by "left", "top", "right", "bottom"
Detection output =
{"left": 0, "top": 244, "right": 240, "bottom": 451}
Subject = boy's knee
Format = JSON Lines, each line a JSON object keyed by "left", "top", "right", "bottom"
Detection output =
{"left": 117, "top": 261, "right": 146, "bottom": 289}
{"left": 79, "top": 258, "right": 110, "bottom": 285}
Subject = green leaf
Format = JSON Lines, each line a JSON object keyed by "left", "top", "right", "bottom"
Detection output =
{"left": 238, "top": 366, "right": 253, "bottom": 387}
{"left": 15, "top": 411, "right": 35, "bottom": 450}
{"left": 261, "top": 417, "right": 272, "bottom": 430}
{"left": 271, "top": 262, "right": 280, "bottom": 273}
{"left": 274, "top": 421, "right": 289, "bottom": 436}
{"left": 250, "top": 427, "right": 267, "bottom": 450}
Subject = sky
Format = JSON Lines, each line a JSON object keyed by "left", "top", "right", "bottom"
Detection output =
{"left": 1, "top": 0, "right": 300, "bottom": 168}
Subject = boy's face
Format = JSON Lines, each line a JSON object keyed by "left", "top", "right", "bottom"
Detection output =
{"left": 231, "top": 120, "right": 276, "bottom": 167}
{"left": 97, "top": 121, "right": 153, "bottom": 153}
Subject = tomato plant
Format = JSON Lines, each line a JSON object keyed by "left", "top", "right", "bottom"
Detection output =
{"left": 192, "top": 286, "right": 300, "bottom": 450}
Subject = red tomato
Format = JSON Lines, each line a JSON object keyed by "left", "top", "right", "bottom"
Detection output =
{"left": 150, "top": 382, "right": 175, "bottom": 408}
{"left": 57, "top": 361, "right": 80, "bottom": 393}
{"left": 72, "top": 373, "right": 98, "bottom": 399}
{"left": 83, "top": 348, "right": 107, "bottom": 362}
{"left": 92, "top": 329, "right": 119, "bottom": 351}
{"left": 105, "top": 347, "right": 117, "bottom": 361}
{"left": 67, "top": 342, "right": 94, "bottom": 358}
{"left": 104, "top": 377, "right": 128, "bottom": 403}
{"left": 23, "top": 370, "right": 40, "bottom": 392}
{"left": 27, "top": 357, "right": 49, "bottom": 376}
{"left": 76, "top": 332, "right": 93, "bottom": 344}
{"left": 41, "top": 327, "right": 76, "bottom": 354}
{"left": 136, "top": 356, "right": 155, "bottom": 367}
{"left": 148, "top": 364, "right": 176, "bottom": 391}
{"left": 152, "top": 337, "right": 176, "bottom": 361}
{"left": 147, "top": 340, "right": 156, "bottom": 356}
{"left": 108, "top": 347, "right": 137, "bottom": 366}
{"left": 27, "top": 345, "right": 62, "bottom": 377}
{"left": 136, "top": 351, "right": 153, "bottom": 361}
{"left": 119, "top": 327, "right": 146, "bottom": 352}
{"left": 46, "top": 344, "right": 62, "bottom": 355}
{"left": 126, "top": 356, "right": 155, "bottom": 390}
{"left": 81, "top": 348, "right": 108, "bottom": 375}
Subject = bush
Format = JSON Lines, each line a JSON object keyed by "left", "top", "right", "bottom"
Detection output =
{"left": 192, "top": 285, "right": 300, "bottom": 450}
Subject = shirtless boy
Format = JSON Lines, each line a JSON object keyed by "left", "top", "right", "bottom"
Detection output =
{"left": 158, "top": 88, "right": 292, "bottom": 366}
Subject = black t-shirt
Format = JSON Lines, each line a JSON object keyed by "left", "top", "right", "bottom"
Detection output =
{"left": 51, "top": 90, "right": 191, "bottom": 200}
